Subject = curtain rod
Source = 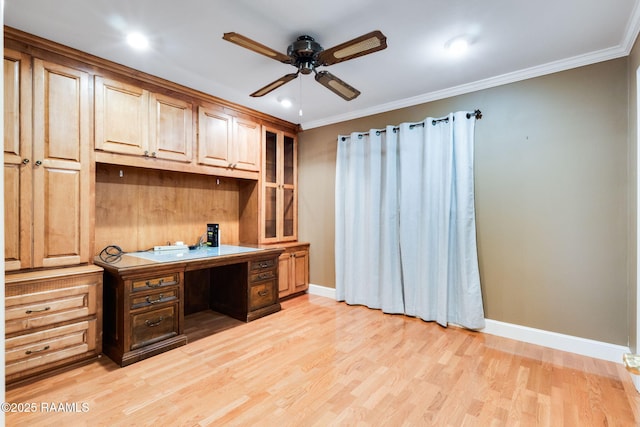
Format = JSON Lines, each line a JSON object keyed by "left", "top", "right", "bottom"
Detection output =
{"left": 341, "top": 109, "right": 482, "bottom": 140}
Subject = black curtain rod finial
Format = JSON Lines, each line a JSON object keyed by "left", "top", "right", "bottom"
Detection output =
{"left": 467, "top": 109, "right": 482, "bottom": 120}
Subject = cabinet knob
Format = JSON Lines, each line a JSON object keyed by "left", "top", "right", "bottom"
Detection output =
{"left": 22, "top": 158, "right": 30, "bottom": 165}
{"left": 151, "top": 152, "right": 156, "bottom": 157}
{"left": 34, "top": 160, "right": 42, "bottom": 166}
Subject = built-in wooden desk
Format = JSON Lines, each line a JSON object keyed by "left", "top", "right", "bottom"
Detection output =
{"left": 94, "top": 245, "right": 284, "bottom": 366}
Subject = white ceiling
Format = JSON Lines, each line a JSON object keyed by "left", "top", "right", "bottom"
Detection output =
{"left": 5, "top": 0, "right": 640, "bottom": 129}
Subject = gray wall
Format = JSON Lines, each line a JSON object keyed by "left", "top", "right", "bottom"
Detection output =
{"left": 298, "top": 58, "right": 630, "bottom": 345}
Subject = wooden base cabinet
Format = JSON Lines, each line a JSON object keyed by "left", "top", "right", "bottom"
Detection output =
{"left": 277, "top": 243, "right": 310, "bottom": 299}
{"left": 102, "top": 267, "right": 186, "bottom": 367}
{"left": 5, "top": 266, "right": 103, "bottom": 385}
{"left": 209, "top": 255, "right": 281, "bottom": 322}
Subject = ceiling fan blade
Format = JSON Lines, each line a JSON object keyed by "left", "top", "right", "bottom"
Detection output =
{"left": 250, "top": 73, "right": 299, "bottom": 97}
{"left": 314, "top": 71, "right": 361, "bottom": 101}
{"left": 222, "top": 32, "right": 291, "bottom": 64}
{"left": 317, "top": 30, "right": 387, "bottom": 66}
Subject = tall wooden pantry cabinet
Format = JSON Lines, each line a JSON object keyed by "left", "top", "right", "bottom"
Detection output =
{"left": 4, "top": 45, "right": 102, "bottom": 385}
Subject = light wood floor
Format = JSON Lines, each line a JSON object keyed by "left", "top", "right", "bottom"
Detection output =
{"left": 5, "top": 294, "right": 640, "bottom": 426}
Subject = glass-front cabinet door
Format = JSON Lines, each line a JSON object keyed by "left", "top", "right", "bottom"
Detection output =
{"left": 282, "top": 134, "right": 296, "bottom": 239}
{"left": 264, "top": 130, "right": 278, "bottom": 240}
{"left": 261, "top": 127, "right": 297, "bottom": 243}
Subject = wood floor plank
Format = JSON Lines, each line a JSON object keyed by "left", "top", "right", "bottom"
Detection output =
{"left": 5, "top": 294, "right": 640, "bottom": 426}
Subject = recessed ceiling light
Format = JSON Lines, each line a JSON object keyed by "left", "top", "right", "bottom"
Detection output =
{"left": 126, "top": 32, "right": 149, "bottom": 50}
{"left": 280, "top": 98, "right": 292, "bottom": 108}
{"left": 445, "top": 36, "right": 470, "bottom": 56}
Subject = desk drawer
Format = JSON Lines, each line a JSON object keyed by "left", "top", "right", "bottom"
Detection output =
{"left": 250, "top": 270, "right": 276, "bottom": 283}
{"left": 250, "top": 258, "right": 277, "bottom": 271}
{"left": 6, "top": 285, "right": 96, "bottom": 334}
{"left": 249, "top": 281, "right": 277, "bottom": 311}
{"left": 130, "top": 305, "right": 178, "bottom": 350}
{"left": 131, "top": 288, "right": 179, "bottom": 310}
{"left": 6, "top": 320, "right": 96, "bottom": 375}
{"left": 131, "top": 273, "right": 180, "bottom": 293}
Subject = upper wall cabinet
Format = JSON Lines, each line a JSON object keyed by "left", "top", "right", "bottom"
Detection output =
{"left": 4, "top": 50, "right": 92, "bottom": 271}
{"left": 197, "top": 106, "right": 261, "bottom": 174}
{"left": 232, "top": 116, "right": 261, "bottom": 172}
{"left": 95, "top": 76, "right": 193, "bottom": 163}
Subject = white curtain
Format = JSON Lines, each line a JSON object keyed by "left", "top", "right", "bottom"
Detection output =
{"left": 335, "top": 125, "right": 405, "bottom": 314}
{"left": 335, "top": 111, "right": 485, "bottom": 329}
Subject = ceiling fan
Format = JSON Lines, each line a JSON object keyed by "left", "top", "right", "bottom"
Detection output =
{"left": 222, "top": 30, "right": 387, "bottom": 101}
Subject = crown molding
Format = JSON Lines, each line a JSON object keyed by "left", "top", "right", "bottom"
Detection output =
{"left": 301, "top": 8, "right": 640, "bottom": 131}
{"left": 301, "top": 46, "right": 628, "bottom": 130}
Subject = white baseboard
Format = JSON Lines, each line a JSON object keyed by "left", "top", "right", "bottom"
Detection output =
{"left": 481, "top": 319, "right": 630, "bottom": 364}
{"left": 306, "top": 284, "right": 630, "bottom": 364}
{"left": 308, "top": 283, "right": 336, "bottom": 299}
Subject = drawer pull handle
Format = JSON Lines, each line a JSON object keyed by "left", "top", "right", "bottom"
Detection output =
{"left": 145, "top": 279, "right": 164, "bottom": 288}
{"left": 258, "top": 262, "right": 270, "bottom": 268}
{"left": 25, "top": 345, "right": 50, "bottom": 355}
{"left": 258, "top": 290, "right": 269, "bottom": 297}
{"left": 145, "top": 294, "right": 164, "bottom": 305}
{"left": 257, "top": 273, "right": 272, "bottom": 280}
{"left": 145, "top": 316, "right": 165, "bottom": 327}
{"left": 25, "top": 306, "right": 51, "bottom": 314}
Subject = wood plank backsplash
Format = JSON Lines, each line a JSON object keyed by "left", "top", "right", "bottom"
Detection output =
{"left": 95, "top": 164, "right": 256, "bottom": 254}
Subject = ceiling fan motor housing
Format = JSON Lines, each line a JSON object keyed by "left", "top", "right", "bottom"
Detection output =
{"left": 288, "top": 35, "right": 323, "bottom": 74}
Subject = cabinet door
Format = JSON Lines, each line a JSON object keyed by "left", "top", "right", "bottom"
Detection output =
{"left": 278, "top": 252, "right": 291, "bottom": 297}
{"left": 263, "top": 129, "right": 279, "bottom": 240}
{"left": 149, "top": 92, "right": 193, "bottom": 162}
{"left": 197, "top": 106, "right": 232, "bottom": 168}
{"left": 261, "top": 127, "right": 298, "bottom": 243}
{"left": 292, "top": 248, "right": 309, "bottom": 294}
{"left": 232, "top": 117, "right": 260, "bottom": 172}
{"left": 4, "top": 49, "right": 32, "bottom": 271}
{"left": 95, "top": 76, "right": 149, "bottom": 156}
{"left": 32, "top": 59, "right": 91, "bottom": 268}
{"left": 281, "top": 133, "right": 297, "bottom": 241}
